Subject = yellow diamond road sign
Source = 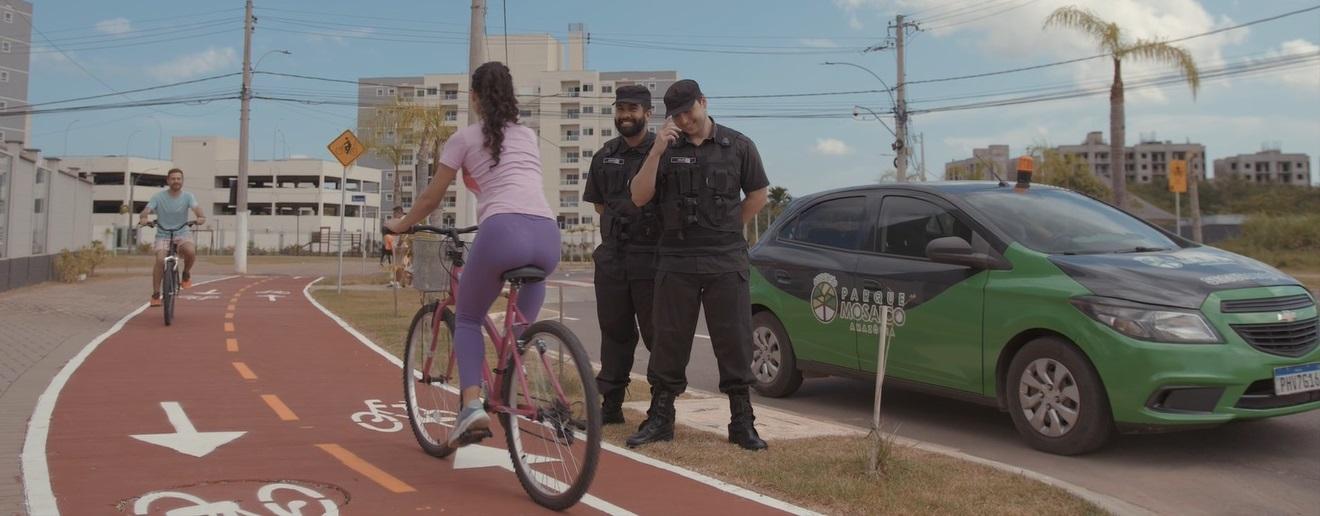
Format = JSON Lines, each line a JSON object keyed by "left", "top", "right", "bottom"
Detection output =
{"left": 328, "top": 129, "right": 365, "bottom": 167}
{"left": 1168, "top": 159, "right": 1188, "bottom": 193}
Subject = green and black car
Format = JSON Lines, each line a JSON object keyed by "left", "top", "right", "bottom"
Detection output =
{"left": 748, "top": 182, "right": 1320, "bottom": 455}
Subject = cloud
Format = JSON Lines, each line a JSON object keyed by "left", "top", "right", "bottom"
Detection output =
{"left": 148, "top": 47, "right": 238, "bottom": 81}
{"left": 96, "top": 17, "right": 133, "bottom": 35}
{"left": 813, "top": 138, "right": 853, "bottom": 156}
{"left": 1267, "top": 39, "right": 1320, "bottom": 91}
{"left": 307, "top": 27, "right": 377, "bottom": 46}
{"left": 832, "top": 1, "right": 1245, "bottom": 104}
{"left": 800, "top": 38, "right": 840, "bottom": 48}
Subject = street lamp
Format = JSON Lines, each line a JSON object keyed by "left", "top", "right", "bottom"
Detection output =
{"left": 823, "top": 61, "right": 897, "bottom": 107}
{"left": 63, "top": 119, "right": 79, "bottom": 156}
{"left": 852, "top": 105, "right": 896, "bottom": 137}
{"left": 824, "top": 61, "right": 908, "bottom": 182}
{"left": 254, "top": 49, "right": 292, "bottom": 72}
{"left": 147, "top": 115, "right": 163, "bottom": 160}
{"left": 126, "top": 128, "right": 143, "bottom": 157}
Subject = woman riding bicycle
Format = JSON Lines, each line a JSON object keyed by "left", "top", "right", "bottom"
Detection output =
{"left": 386, "top": 61, "right": 559, "bottom": 447}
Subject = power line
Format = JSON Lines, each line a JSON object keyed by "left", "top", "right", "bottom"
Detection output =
{"left": 906, "top": 4, "right": 1320, "bottom": 85}
{"left": 922, "top": 0, "right": 1044, "bottom": 30}
{"left": 14, "top": 72, "right": 239, "bottom": 111}
{"left": 4, "top": 94, "right": 238, "bottom": 117}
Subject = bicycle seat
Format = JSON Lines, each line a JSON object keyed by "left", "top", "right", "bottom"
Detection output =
{"left": 502, "top": 266, "right": 547, "bottom": 284}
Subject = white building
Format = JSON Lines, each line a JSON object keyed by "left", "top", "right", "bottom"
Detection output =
{"left": 358, "top": 23, "right": 677, "bottom": 234}
{"left": 62, "top": 136, "right": 383, "bottom": 253}
{"left": 1056, "top": 131, "right": 1207, "bottom": 185}
{"left": 1, "top": 140, "right": 94, "bottom": 291}
{"left": 945, "top": 145, "right": 1012, "bottom": 180}
{"left": 1213, "top": 149, "right": 1312, "bottom": 185}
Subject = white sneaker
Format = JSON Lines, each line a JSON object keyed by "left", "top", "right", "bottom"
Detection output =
{"left": 448, "top": 399, "right": 491, "bottom": 448}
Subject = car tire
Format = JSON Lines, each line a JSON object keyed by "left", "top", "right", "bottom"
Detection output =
{"left": 751, "top": 311, "right": 804, "bottom": 398}
{"left": 1006, "top": 337, "right": 1114, "bottom": 455}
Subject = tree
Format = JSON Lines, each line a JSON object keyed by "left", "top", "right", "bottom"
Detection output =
{"left": 361, "top": 98, "right": 416, "bottom": 215}
{"left": 1044, "top": 6, "right": 1200, "bottom": 209}
{"left": 401, "top": 105, "right": 457, "bottom": 224}
{"left": 1028, "top": 144, "right": 1114, "bottom": 202}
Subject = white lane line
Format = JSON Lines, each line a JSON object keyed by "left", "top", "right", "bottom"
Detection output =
{"left": 22, "top": 275, "right": 239, "bottom": 515}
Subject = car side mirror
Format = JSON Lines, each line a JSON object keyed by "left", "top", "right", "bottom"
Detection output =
{"left": 926, "top": 236, "right": 1002, "bottom": 269}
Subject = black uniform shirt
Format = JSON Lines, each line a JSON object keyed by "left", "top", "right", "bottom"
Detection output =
{"left": 584, "top": 132, "right": 659, "bottom": 278}
{"left": 654, "top": 119, "right": 769, "bottom": 273}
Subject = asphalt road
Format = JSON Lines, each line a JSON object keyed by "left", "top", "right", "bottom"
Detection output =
{"left": 545, "top": 268, "right": 1320, "bottom": 516}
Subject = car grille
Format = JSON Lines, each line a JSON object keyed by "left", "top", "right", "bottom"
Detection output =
{"left": 1231, "top": 317, "right": 1319, "bottom": 357}
{"left": 1221, "top": 294, "right": 1314, "bottom": 314}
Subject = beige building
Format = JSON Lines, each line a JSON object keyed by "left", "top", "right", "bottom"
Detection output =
{"left": 0, "top": 140, "right": 94, "bottom": 291}
{"left": 945, "top": 144, "right": 1011, "bottom": 180}
{"left": 358, "top": 24, "right": 677, "bottom": 234}
{"left": 1056, "top": 131, "right": 1206, "bottom": 185}
{"left": 1213, "top": 149, "right": 1312, "bottom": 185}
{"left": 62, "top": 136, "right": 383, "bottom": 253}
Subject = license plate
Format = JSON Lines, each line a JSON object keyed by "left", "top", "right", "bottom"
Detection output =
{"left": 1274, "top": 363, "right": 1320, "bottom": 396}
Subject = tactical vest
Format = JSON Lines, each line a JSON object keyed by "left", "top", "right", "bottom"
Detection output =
{"left": 598, "top": 142, "right": 661, "bottom": 246}
{"left": 660, "top": 135, "right": 742, "bottom": 238}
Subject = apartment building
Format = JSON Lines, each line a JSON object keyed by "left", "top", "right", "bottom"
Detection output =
{"left": 1213, "top": 149, "right": 1312, "bottom": 185}
{"left": 944, "top": 144, "right": 1012, "bottom": 180}
{"left": 0, "top": 1, "right": 32, "bottom": 144}
{"left": 1056, "top": 131, "right": 1206, "bottom": 185}
{"left": 358, "top": 23, "right": 678, "bottom": 231}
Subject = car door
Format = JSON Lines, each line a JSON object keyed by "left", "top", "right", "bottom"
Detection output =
{"left": 757, "top": 195, "right": 869, "bottom": 371}
{"left": 854, "top": 192, "right": 989, "bottom": 395}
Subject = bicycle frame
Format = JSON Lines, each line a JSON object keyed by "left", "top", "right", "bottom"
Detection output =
{"left": 420, "top": 235, "right": 572, "bottom": 420}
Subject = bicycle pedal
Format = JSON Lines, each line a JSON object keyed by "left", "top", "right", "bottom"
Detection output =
{"left": 456, "top": 428, "right": 493, "bottom": 446}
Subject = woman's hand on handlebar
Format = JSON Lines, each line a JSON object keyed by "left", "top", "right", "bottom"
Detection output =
{"left": 384, "top": 219, "right": 410, "bottom": 235}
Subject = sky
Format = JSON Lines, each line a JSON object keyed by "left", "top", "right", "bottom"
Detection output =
{"left": 24, "top": 0, "right": 1320, "bottom": 197}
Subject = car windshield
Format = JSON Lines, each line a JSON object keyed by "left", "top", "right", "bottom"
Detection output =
{"left": 962, "top": 188, "right": 1182, "bottom": 255}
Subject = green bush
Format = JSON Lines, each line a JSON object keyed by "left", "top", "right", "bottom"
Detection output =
{"left": 1131, "top": 179, "right": 1320, "bottom": 216}
{"left": 53, "top": 242, "right": 114, "bottom": 283}
{"left": 1217, "top": 214, "right": 1320, "bottom": 269}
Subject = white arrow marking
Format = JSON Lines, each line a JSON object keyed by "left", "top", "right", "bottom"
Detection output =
{"left": 178, "top": 295, "right": 220, "bottom": 301}
{"left": 453, "top": 444, "right": 635, "bottom": 515}
{"left": 194, "top": 289, "right": 222, "bottom": 296}
{"left": 130, "top": 402, "right": 246, "bottom": 458}
{"left": 260, "top": 295, "right": 284, "bottom": 302}
{"left": 255, "top": 290, "right": 290, "bottom": 295}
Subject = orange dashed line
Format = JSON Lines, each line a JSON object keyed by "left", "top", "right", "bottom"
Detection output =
{"left": 261, "top": 394, "right": 299, "bottom": 421}
{"left": 227, "top": 304, "right": 236, "bottom": 311}
{"left": 224, "top": 322, "right": 235, "bottom": 332}
{"left": 232, "top": 362, "right": 257, "bottom": 380}
{"left": 226, "top": 338, "right": 239, "bottom": 352}
{"left": 315, "top": 444, "right": 416, "bottom": 493}
{"left": 225, "top": 312, "right": 234, "bottom": 320}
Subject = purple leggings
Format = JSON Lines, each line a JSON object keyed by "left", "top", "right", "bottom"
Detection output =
{"left": 455, "top": 213, "right": 561, "bottom": 390}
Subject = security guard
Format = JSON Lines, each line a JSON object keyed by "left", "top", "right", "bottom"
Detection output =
{"left": 583, "top": 85, "right": 661, "bottom": 425}
{"left": 627, "top": 79, "right": 770, "bottom": 451}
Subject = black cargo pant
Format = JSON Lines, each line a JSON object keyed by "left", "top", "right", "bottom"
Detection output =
{"left": 647, "top": 269, "right": 755, "bottom": 395}
{"left": 593, "top": 248, "right": 656, "bottom": 398}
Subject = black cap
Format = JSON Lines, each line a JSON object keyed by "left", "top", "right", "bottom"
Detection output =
{"left": 663, "top": 79, "right": 702, "bottom": 118}
{"left": 613, "top": 84, "right": 652, "bottom": 108}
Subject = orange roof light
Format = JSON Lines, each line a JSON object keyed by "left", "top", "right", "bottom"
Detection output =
{"left": 1014, "top": 156, "right": 1034, "bottom": 192}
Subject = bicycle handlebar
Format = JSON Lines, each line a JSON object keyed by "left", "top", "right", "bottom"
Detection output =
{"left": 388, "top": 225, "right": 479, "bottom": 237}
{"left": 139, "top": 220, "right": 199, "bottom": 231}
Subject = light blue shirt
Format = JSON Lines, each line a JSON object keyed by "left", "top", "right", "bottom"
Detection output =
{"left": 146, "top": 190, "right": 198, "bottom": 240}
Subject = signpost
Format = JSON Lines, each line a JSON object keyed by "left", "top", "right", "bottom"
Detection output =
{"left": 327, "top": 129, "right": 366, "bottom": 294}
{"left": 1169, "top": 160, "right": 1188, "bottom": 238}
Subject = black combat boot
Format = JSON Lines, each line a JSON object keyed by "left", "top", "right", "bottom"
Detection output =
{"left": 626, "top": 389, "right": 676, "bottom": 448}
{"left": 727, "top": 391, "right": 768, "bottom": 451}
{"left": 601, "top": 388, "right": 626, "bottom": 425}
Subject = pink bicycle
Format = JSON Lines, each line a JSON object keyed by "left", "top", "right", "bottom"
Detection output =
{"left": 399, "top": 225, "right": 600, "bottom": 510}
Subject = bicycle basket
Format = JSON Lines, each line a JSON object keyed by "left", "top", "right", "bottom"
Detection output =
{"left": 411, "top": 232, "right": 456, "bottom": 292}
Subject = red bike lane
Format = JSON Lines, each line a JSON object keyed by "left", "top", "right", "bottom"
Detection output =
{"left": 29, "top": 275, "right": 811, "bottom": 515}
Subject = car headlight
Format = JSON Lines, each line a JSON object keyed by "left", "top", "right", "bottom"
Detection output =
{"left": 1070, "top": 297, "right": 1222, "bottom": 344}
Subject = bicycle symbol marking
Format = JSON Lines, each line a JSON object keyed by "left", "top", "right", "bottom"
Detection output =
{"left": 350, "top": 399, "right": 456, "bottom": 432}
{"left": 133, "top": 482, "right": 339, "bottom": 516}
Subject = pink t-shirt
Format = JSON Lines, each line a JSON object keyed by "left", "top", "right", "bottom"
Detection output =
{"left": 439, "top": 122, "right": 554, "bottom": 223}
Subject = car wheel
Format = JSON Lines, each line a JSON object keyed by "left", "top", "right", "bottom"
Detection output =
{"left": 1006, "top": 337, "right": 1114, "bottom": 455}
{"left": 751, "top": 311, "right": 804, "bottom": 398}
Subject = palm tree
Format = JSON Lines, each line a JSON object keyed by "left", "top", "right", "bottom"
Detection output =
{"left": 1044, "top": 6, "right": 1200, "bottom": 208}
{"left": 362, "top": 98, "right": 414, "bottom": 213}
{"left": 401, "top": 105, "right": 456, "bottom": 224}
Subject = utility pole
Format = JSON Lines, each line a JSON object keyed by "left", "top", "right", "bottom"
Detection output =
{"left": 894, "top": 14, "right": 908, "bottom": 183}
{"left": 464, "top": 0, "right": 486, "bottom": 227}
{"left": 918, "top": 132, "right": 926, "bottom": 181}
{"left": 235, "top": 0, "right": 254, "bottom": 274}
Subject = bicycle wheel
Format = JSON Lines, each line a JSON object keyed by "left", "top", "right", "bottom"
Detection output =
{"left": 403, "top": 302, "right": 460, "bottom": 457}
{"left": 499, "top": 320, "right": 601, "bottom": 511}
{"left": 162, "top": 260, "right": 176, "bottom": 326}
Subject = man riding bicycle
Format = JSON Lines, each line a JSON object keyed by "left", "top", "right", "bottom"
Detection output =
{"left": 138, "top": 168, "right": 205, "bottom": 306}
